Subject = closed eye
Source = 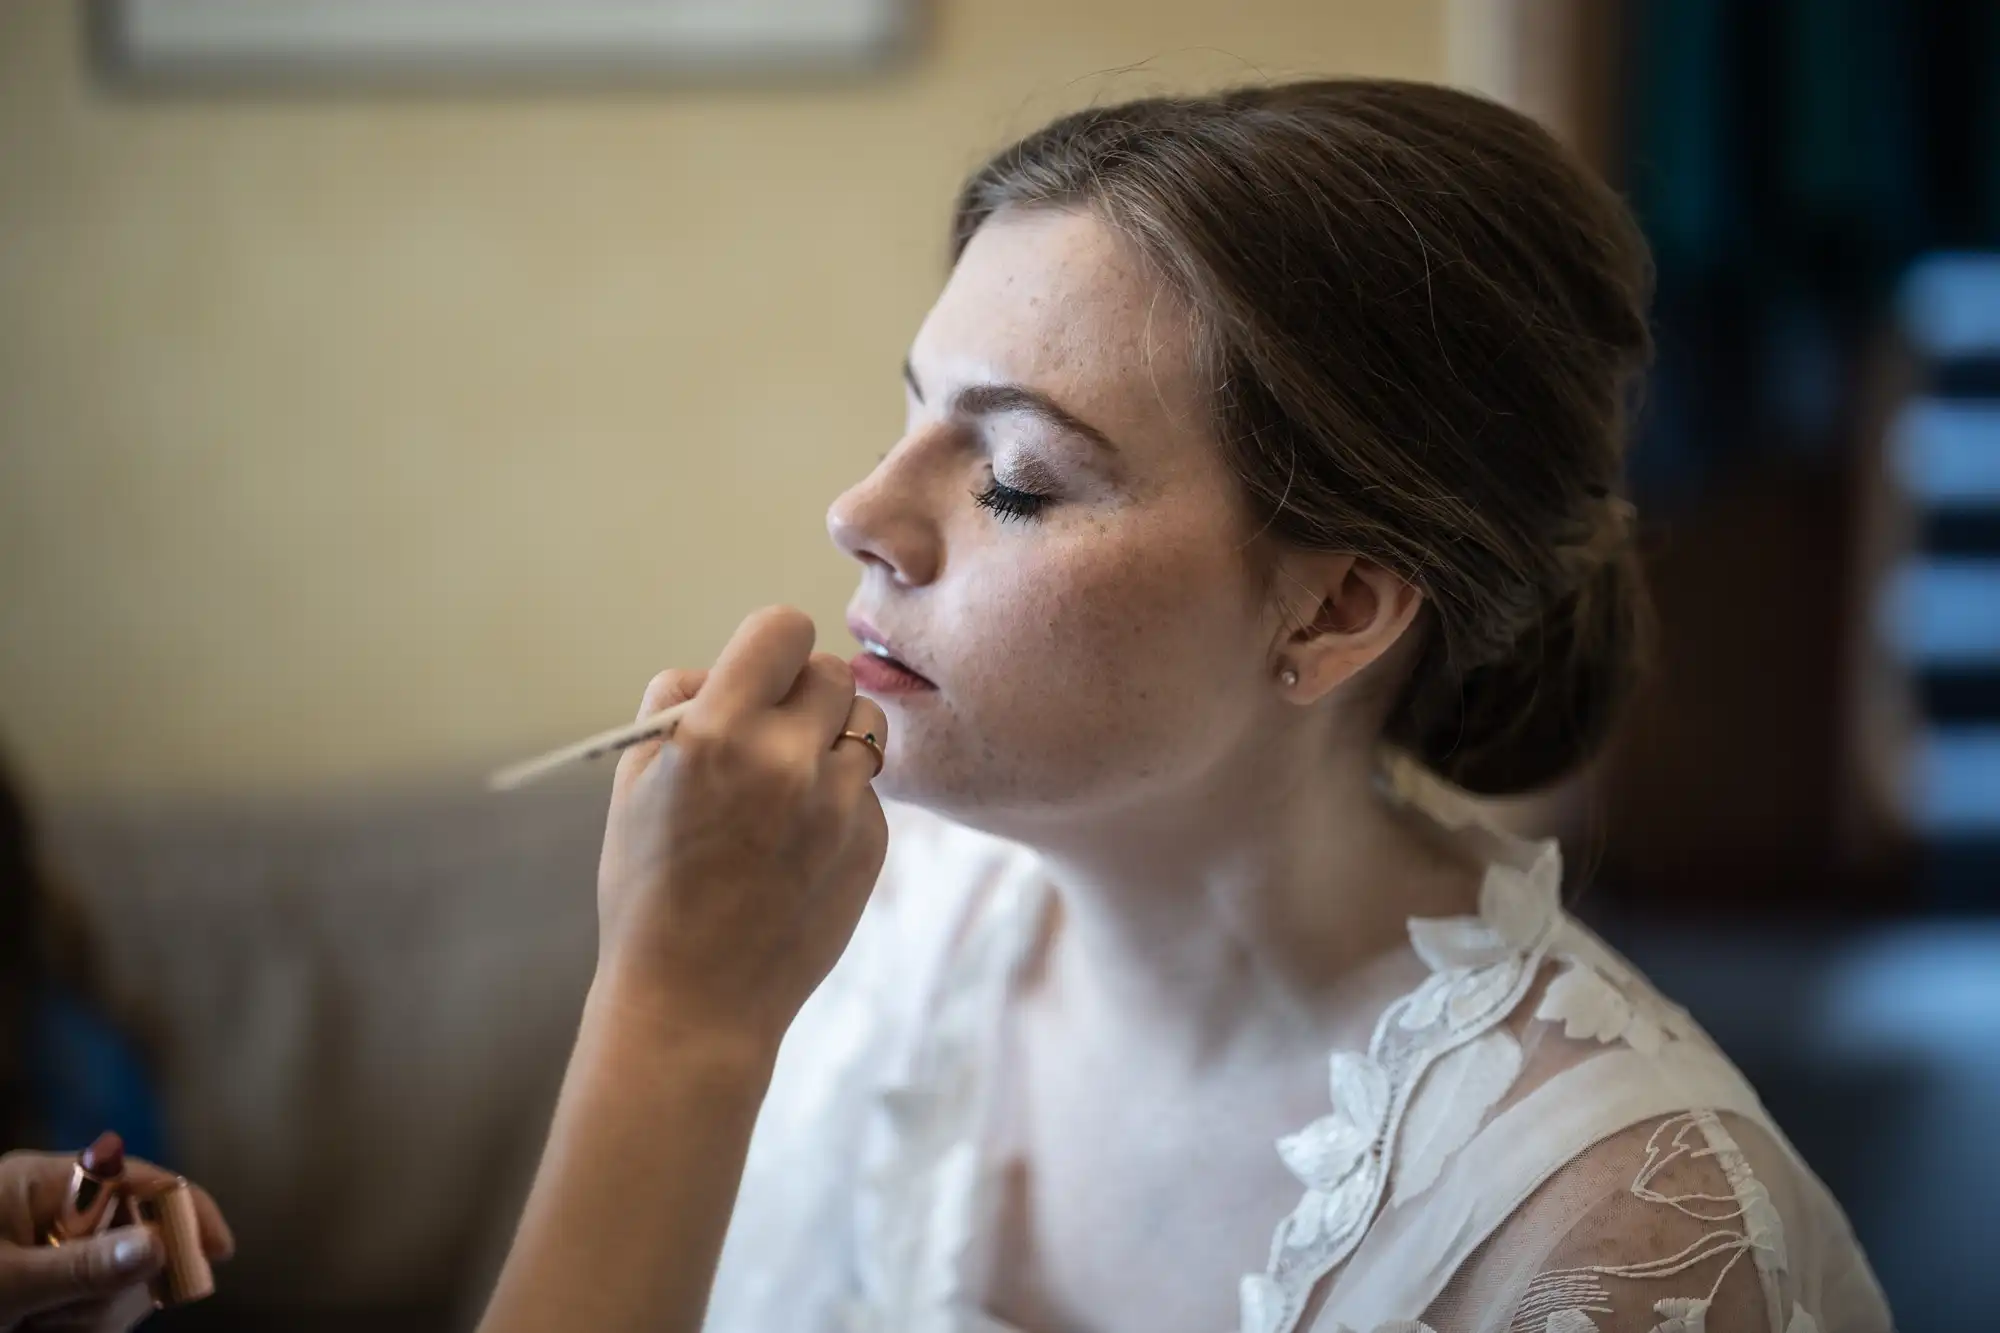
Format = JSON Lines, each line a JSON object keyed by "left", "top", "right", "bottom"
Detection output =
{"left": 973, "top": 479, "right": 1052, "bottom": 522}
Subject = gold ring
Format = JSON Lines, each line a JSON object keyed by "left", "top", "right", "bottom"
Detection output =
{"left": 834, "top": 729, "right": 885, "bottom": 778}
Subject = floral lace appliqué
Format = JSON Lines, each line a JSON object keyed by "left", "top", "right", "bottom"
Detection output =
{"left": 1535, "top": 958, "right": 1696, "bottom": 1056}
{"left": 1238, "top": 841, "right": 1565, "bottom": 1333}
{"left": 1510, "top": 1111, "right": 1819, "bottom": 1333}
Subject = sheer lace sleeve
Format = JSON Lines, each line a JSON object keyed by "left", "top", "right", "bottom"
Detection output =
{"left": 1293, "top": 824, "right": 1890, "bottom": 1333}
{"left": 1421, "top": 1110, "right": 1883, "bottom": 1333}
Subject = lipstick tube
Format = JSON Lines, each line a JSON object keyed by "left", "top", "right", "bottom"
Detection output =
{"left": 46, "top": 1131, "right": 126, "bottom": 1244}
{"left": 131, "top": 1178, "right": 215, "bottom": 1308}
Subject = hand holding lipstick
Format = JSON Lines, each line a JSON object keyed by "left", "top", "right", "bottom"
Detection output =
{"left": 0, "top": 1135, "right": 232, "bottom": 1333}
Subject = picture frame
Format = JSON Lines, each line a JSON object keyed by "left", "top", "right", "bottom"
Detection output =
{"left": 92, "top": 0, "right": 915, "bottom": 86}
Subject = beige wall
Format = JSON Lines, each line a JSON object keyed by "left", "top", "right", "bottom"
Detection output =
{"left": 0, "top": 0, "right": 1444, "bottom": 799}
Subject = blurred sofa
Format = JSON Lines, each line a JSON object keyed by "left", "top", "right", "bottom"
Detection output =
{"left": 45, "top": 772, "right": 612, "bottom": 1332}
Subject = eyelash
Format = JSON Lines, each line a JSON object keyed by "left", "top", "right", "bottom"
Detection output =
{"left": 972, "top": 479, "right": 1052, "bottom": 523}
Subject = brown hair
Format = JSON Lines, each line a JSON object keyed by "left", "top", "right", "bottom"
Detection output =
{"left": 952, "top": 80, "right": 1656, "bottom": 796}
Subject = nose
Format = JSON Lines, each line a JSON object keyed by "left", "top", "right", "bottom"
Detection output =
{"left": 826, "top": 442, "right": 941, "bottom": 587}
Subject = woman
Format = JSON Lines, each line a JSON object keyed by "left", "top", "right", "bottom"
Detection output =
{"left": 480, "top": 82, "right": 1890, "bottom": 1333}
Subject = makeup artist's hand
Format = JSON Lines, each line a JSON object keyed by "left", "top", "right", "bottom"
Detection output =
{"left": 595, "top": 605, "right": 891, "bottom": 1050}
{"left": 0, "top": 1150, "right": 233, "bottom": 1332}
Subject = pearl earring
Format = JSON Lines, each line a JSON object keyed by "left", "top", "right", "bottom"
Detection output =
{"left": 1279, "top": 667, "right": 1300, "bottom": 688}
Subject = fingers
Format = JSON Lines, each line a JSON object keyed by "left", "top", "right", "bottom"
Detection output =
{"left": 693, "top": 607, "right": 817, "bottom": 726}
{"left": 189, "top": 1180, "right": 235, "bottom": 1262}
{"left": 122, "top": 1161, "right": 234, "bottom": 1262}
{"left": 615, "top": 668, "right": 709, "bottom": 791}
{"left": 0, "top": 1149, "right": 231, "bottom": 1263}
{"left": 633, "top": 668, "right": 707, "bottom": 724}
{"left": 775, "top": 652, "right": 858, "bottom": 745}
{"left": 1, "top": 1151, "right": 76, "bottom": 1189}
{"left": 822, "top": 785, "right": 891, "bottom": 929}
{"left": 0, "top": 1150, "right": 84, "bottom": 1233}
{"left": 825, "top": 695, "right": 889, "bottom": 790}
{"left": 0, "top": 1225, "right": 160, "bottom": 1324}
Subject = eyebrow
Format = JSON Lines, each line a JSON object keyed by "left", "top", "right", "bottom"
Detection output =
{"left": 903, "top": 358, "right": 1121, "bottom": 458}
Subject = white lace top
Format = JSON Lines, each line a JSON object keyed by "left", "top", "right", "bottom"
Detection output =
{"left": 703, "top": 756, "right": 1892, "bottom": 1333}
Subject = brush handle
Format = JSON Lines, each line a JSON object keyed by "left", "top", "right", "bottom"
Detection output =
{"left": 488, "top": 698, "right": 698, "bottom": 791}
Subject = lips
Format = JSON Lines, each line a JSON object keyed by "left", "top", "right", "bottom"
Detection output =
{"left": 846, "top": 615, "right": 936, "bottom": 689}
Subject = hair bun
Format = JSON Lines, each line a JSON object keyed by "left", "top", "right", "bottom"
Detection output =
{"left": 1392, "top": 537, "right": 1653, "bottom": 796}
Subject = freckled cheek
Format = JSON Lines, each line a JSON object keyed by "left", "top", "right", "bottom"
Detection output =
{"left": 877, "top": 531, "right": 1256, "bottom": 808}
{"left": 944, "top": 539, "right": 1242, "bottom": 736}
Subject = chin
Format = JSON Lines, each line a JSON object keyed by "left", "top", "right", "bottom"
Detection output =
{"left": 867, "top": 753, "right": 954, "bottom": 816}
{"left": 867, "top": 749, "right": 988, "bottom": 829}
{"left": 863, "top": 699, "right": 1142, "bottom": 837}
{"left": 870, "top": 756, "right": 1081, "bottom": 846}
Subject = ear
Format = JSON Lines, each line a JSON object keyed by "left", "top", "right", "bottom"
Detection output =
{"left": 1271, "top": 552, "right": 1426, "bottom": 701}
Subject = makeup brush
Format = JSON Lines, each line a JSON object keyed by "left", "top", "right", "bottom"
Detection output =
{"left": 487, "top": 699, "right": 697, "bottom": 792}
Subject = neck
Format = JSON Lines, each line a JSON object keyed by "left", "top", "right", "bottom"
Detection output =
{"left": 998, "top": 730, "right": 1487, "bottom": 1071}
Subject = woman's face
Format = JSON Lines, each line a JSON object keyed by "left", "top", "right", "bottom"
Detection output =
{"left": 827, "top": 208, "right": 1285, "bottom": 830}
